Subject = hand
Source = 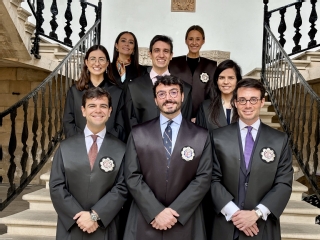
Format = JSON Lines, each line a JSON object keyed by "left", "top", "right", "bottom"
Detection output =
{"left": 231, "top": 210, "right": 259, "bottom": 231}
{"left": 73, "top": 211, "right": 98, "bottom": 233}
{"left": 242, "top": 223, "right": 259, "bottom": 237}
{"left": 191, "top": 118, "right": 196, "bottom": 123}
{"left": 150, "top": 208, "right": 179, "bottom": 230}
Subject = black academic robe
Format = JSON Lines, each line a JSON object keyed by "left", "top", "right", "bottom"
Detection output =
{"left": 211, "top": 122, "right": 293, "bottom": 240}
{"left": 123, "top": 72, "right": 192, "bottom": 135}
{"left": 111, "top": 62, "right": 146, "bottom": 90}
{"left": 49, "top": 133, "right": 127, "bottom": 240}
{"left": 63, "top": 78, "right": 124, "bottom": 140}
{"left": 124, "top": 117, "right": 212, "bottom": 240}
{"left": 196, "top": 99, "right": 228, "bottom": 131}
{"left": 169, "top": 56, "right": 217, "bottom": 117}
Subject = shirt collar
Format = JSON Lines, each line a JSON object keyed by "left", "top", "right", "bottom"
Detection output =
{"left": 160, "top": 113, "right": 182, "bottom": 126}
{"left": 239, "top": 118, "right": 260, "bottom": 131}
{"left": 150, "top": 68, "right": 170, "bottom": 84}
{"left": 84, "top": 125, "right": 106, "bottom": 139}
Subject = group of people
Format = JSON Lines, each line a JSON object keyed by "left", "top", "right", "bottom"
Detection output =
{"left": 49, "top": 25, "right": 293, "bottom": 240}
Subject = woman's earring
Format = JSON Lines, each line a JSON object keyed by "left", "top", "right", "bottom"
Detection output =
{"left": 116, "top": 48, "right": 119, "bottom": 52}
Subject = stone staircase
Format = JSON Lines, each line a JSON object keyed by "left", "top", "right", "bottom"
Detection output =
{"left": 0, "top": 172, "right": 56, "bottom": 239}
{"left": 0, "top": 169, "right": 319, "bottom": 239}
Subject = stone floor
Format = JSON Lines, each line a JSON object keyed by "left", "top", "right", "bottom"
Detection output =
{"left": 0, "top": 184, "right": 44, "bottom": 235}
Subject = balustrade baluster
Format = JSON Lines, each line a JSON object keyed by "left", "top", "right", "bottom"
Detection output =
{"left": 54, "top": 74, "right": 58, "bottom": 139}
{"left": 31, "top": 94, "right": 39, "bottom": 172}
{"left": 79, "top": 2, "right": 87, "bottom": 39}
{"left": 278, "top": 8, "right": 287, "bottom": 47}
{"left": 49, "top": 0, "right": 58, "bottom": 40}
{"left": 20, "top": 102, "right": 29, "bottom": 184}
{"left": 47, "top": 81, "right": 53, "bottom": 150}
{"left": 36, "top": 0, "right": 45, "bottom": 34}
{"left": 7, "top": 110, "right": 17, "bottom": 196}
{"left": 64, "top": 0, "right": 73, "bottom": 46}
{"left": 40, "top": 87, "right": 46, "bottom": 160}
{"left": 308, "top": 0, "right": 318, "bottom": 47}
{"left": 292, "top": 2, "right": 302, "bottom": 53}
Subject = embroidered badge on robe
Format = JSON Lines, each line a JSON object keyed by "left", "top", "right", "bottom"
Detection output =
{"left": 260, "top": 148, "right": 276, "bottom": 163}
{"left": 99, "top": 157, "right": 115, "bottom": 172}
{"left": 181, "top": 146, "right": 195, "bottom": 161}
{"left": 200, "top": 72, "right": 209, "bottom": 83}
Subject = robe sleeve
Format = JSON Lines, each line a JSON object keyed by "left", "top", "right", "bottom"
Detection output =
{"left": 124, "top": 134, "right": 165, "bottom": 224}
{"left": 181, "top": 85, "right": 193, "bottom": 121}
{"left": 91, "top": 161, "right": 128, "bottom": 228}
{"left": 195, "top": 103, "right": 208, "bottom": 129}
{"left": 63, "top": 88, "right": 81, "bottom": 138}
{"left": 211, "top": 136, "right": 236, "bottom": 214}
{"left": 124, "top": 88, "right": 139, "bottom": 136}
{"left": 112, "top": 90, "right": 127, "bottom": 142}
{"left": 258, "top": 135, "right": 293, "bottom": 219}
{"left": 169, "top": 135, "right": 212, "bottom": 225}
{"left": 49, "top": 146, "right": 83, "bottom": 231}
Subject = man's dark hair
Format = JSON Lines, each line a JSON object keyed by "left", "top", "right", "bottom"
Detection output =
{"left": 82, "top": 87, "right": 112, "bottom": 108}
{"left": 153, "top": 75, "right": 184, "bottom": 97}
{"left": 231, "top": 78, "right": 266, "bottom": 106}
{"left": 149, "top": 35, "right": 173, "bottom": 53}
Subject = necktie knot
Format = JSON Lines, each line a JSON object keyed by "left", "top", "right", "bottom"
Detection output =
{"left": 246, "top": 126, "right": 253, "bottom": 133}
{"left": 91, "top": 135, "right": 98, "bottom": 142}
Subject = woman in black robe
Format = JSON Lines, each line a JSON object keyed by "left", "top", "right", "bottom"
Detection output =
{"left": 196, "top": 59, "right": 242, "bottom": 131}
{"left": 63, "top": 45, "right": 124, "bottom": 140}
{"left": 111, "top": 31, "right": 146, "bottom": 90}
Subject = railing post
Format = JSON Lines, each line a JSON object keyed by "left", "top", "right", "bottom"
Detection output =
{"left": 31, "top": 0, "right": 45, "bottom": 59}
{"left": 308, "top": 0, "right": 318, "bottom": 48}
{"left": 97, "top": 0, "right": 102, "bottom": 45}
{"left": 261, "top": 0, "right": 269, "bottom": 84}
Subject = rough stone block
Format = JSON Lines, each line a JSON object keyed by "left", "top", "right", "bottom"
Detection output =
{"left": 17, "top": 68, "right": 50, "bottom": 82}
{"left": 0, "top": 81, "right": 10, "bottom": 93}
{"left": 10, "top": 81, "right": 31, "bottom": 94}
{"left": 0, "top": 68, "right": 17, "bottom": 81}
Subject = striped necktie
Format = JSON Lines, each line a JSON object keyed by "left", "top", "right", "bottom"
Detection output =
{"left": 163, "top": 120, "right": 173, "bottom": 166}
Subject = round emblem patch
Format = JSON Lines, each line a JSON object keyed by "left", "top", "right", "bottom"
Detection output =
{"left": 260, "top": 148, "right": 276, "bottom": 163}
{"left": 181, "top": 146, "right": 195, "bottom": 161}
{"left": 200, "top": 72, "right": 209, "bottom": 83}
{"left": 99, "top": 157, "right": 115, "bottom": 172}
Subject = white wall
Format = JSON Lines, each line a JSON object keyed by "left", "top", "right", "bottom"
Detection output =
{"left": 22, "top": 0, "right": 313, "bottom": 74}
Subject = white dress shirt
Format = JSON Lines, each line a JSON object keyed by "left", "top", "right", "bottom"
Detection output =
{"left": 84, "top": 125, "right": 106, "bottom": 154}
{"left": 220, "top": 119, "right": 271, "bottom": 221}
{"left": 150, "top": 68, "right": 170, "bottom": 85}
{"left": 159, "top": 113, "right": 182, "bottom": 151}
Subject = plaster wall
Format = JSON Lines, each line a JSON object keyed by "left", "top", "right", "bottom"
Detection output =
{"left": 21, "top": 0, "right": 313, "bottom": 74}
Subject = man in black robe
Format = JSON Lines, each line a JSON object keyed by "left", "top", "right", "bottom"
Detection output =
{"left": 211, "top": 78, "right": 293, "bottom": 240}
{"left": 123, "top": 35, "right": 192, "bottom": 138}
{"left": 124, "top": 75, "right": 212, "bottom": 240}
{"left": 50, "top": 87, "right": 127, "bottom": 240}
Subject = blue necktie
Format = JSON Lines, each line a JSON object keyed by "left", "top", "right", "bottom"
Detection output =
{"left": 163, "top": 120, "right": 173, "bottom": 167}
{"left": 244, "top": 126, "right": 254, "bottom": 169}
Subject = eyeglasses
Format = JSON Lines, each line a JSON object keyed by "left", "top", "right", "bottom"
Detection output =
{"left": 156, "top": 89, "right": 179, "bottom": 99}
{"left": 236, "top": 97, "right": 261, "bottom": 105}
{"left": 88, "top": 57, "right": 107, "bottom": 64}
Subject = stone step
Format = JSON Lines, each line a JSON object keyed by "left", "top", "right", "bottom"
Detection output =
{"left": 22, "top": 188, "right": 54, "bottom": 211}
{"left": 0, "top": 234, "right": 55, "bottom": 240}
{"left": 281, "top": 222, "right": 320, "bottom": 240}
{"left": 293, "top": 51, "right": 320, "bottom": 62}
{"left": 291, "top": 60, "right": 311, "bottom": 70}
{"left": 0, "top": 210, "right": 57, "bottom": 236}
{"left": 291, "top": 181, "right": 308, "bottom": 201}
{"left": 281, "top": 200, "right": 320, "bottom": 224}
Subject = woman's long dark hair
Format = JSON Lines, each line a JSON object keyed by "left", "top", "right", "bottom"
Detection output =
{"left": 112, "top": 31, "right": 141, "bottom": 77}
{"left": 76, "top": 45, "right": 115, "bottom": 91}
{"left": 208, "top": 59, "right": 242, "bottom": 126}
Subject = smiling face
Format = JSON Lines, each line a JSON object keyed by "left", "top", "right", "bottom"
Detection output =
{"left": 154, "top": 83, "right": 184, "bottom": 119}
{"left": 234, "top": 87, "right": 265, "bottom": 125}
{"left": 85, "top": 49, "right": 109, "bottom": 78}
{"left": 115, "top": 33, "right": 135, "bottom": 58}
{"left": 185, "top": 30, "right": 205, "bottom": 55}
{"left": 81, "top": 96, "right": 112, "bottom": 133}
{"left": 217, "top": 68, "right": 237, "bottom": 96}
{"left": 149, "top": 41, "right": 173, "bottom": 74}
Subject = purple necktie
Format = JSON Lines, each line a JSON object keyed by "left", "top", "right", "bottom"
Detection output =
{"left": 244, "top": 126, "right": 254, "bottom": 169}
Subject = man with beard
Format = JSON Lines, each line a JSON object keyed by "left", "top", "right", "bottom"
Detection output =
{"left": 123, "top": 75, "right": 212, "bottom": 240}
{"left": 122, "top": 35, "right": 192, "bottom": 140}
